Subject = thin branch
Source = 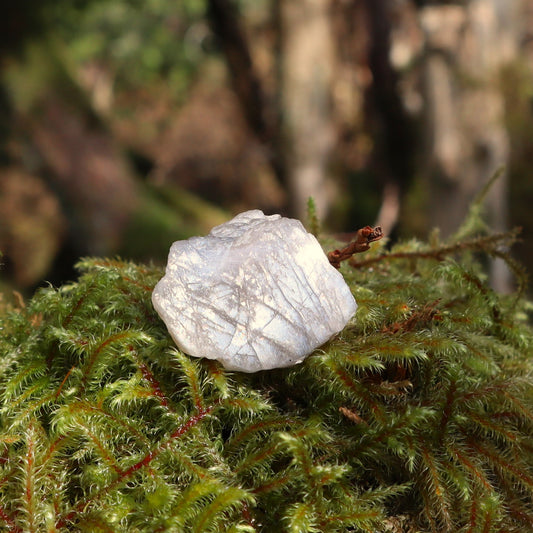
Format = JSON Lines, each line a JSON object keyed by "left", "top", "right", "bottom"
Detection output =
{"left": 328, "top": 226, "right": 384, "bottom": 268}
{"left": 349, "top": 228, "right": 521, "bottom": 269}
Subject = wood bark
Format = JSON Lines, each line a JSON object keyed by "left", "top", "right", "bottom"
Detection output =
{"left": 420, "top": 0, "right": 516, "bottom": 290}
{"left": 206, "top": 0, "right": 287, "bottom": 201}
{"left": 363, "top": 0, "right": 414, "bottom": 236}
{"left": 278, "top": 0, "right": 336, "bottom": 220}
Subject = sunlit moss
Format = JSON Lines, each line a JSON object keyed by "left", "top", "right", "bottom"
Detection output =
{"left": 0, "top": 209, "right": 532, "bottom": 531}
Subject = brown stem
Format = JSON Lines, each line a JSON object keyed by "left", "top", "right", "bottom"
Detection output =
{"left": 328, "top": 226, "right": 384, "bottom": 268}
{"left": 349, "top": 228, "right": 521, "bottom": 269}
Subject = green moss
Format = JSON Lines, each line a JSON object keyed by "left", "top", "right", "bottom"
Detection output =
{"left": 1, "top": 216, "right": 532, "bottom": 531}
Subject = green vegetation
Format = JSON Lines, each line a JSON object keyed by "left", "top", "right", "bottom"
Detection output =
{"left": 52, "top": 0, "right": 210, "bottom": 99}
{"left": 0, "top": 203, "right": 532, "bottom": 532}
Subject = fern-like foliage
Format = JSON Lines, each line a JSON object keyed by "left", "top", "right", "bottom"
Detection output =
{"left": 1, "top": 217, "right": 532, "bottom": 531}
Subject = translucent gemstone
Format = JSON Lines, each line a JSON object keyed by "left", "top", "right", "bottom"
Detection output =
{"left": 152, "top": 210, "right": 357, "bottom": 372}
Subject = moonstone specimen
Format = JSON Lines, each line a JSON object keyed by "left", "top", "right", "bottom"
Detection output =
{"left": 152, "top": 210, "right": 357, "bottom": 372}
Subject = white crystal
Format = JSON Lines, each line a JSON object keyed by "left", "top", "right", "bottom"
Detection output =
{"left": 152, "top": 210, "right": 357, "bottom": 372}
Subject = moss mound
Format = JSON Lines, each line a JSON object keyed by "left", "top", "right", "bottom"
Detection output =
{"left": 1, "top": 216, "right": 532, "bottom": 531}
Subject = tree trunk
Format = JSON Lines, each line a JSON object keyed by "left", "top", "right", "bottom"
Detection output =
{"left": 279, "top": 0, "right": 336, "bottom": 220}
{"left": 420, "top": 0, "right": 516, "bottom": 290}
{"left": 364, "top": 0, "right": 414, "bottom": 236}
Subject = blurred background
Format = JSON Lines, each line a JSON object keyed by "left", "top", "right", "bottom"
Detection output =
{"left": 1, "top": 0, "right": 532, "bottom": 298}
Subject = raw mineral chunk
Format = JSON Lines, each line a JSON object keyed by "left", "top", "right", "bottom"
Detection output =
{"left": 152, "top": 210, "right": 357, "bottom": 372}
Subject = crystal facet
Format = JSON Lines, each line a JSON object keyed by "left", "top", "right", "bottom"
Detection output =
{"left": 152, "top": 210, "right": 357, "bottom": 372}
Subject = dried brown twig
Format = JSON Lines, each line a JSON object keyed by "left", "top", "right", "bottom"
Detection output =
{"left": 348, "top": 228, "right": 521, "bottom": 269}
{"left": 328, "top": 226, "right": 384, "bottom": 268}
